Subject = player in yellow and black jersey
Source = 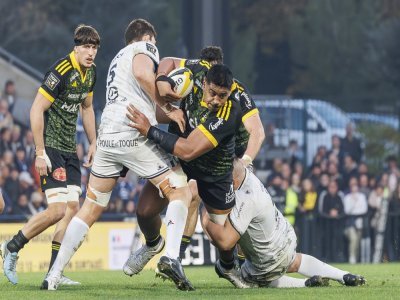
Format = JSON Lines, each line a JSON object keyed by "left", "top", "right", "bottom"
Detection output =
{"left": 0, "top": 25, "right": 99, "bottom": 287}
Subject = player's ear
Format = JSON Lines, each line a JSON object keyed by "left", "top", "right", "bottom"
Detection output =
{"left": 142, "top": 34, "right": 151, "bottom": 42}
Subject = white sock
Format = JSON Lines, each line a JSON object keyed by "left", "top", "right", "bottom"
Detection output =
{"left": 298, "top": 254, "right": 347, "bottom": 281}
{"left": 269, "top": 275, "right": 306, "bottom": 288}
{"left": 51, "top": 217, "right": 89, "bottom": 274}
{"left": 164, "top": 200, "right": 188, "bottom": 259}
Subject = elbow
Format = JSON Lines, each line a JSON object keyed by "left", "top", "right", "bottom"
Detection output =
{"left": 179, "top": 150, "right": 196, "bottom": 162}
{"left": 134, "top": 69, "right": 151, "bottom": 85}
{"left": 258, "top": 127, "right": 266, "bottom": 143}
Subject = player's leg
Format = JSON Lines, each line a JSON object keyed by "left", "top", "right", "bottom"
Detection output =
{"left": 287, "top": 253, "right": 365, "bottom": 286}
{"left": 1, "top": 148, "right": 70, "bottom": 285}
{"left": 179, "top": 180, "right": 201, "bottom": 259}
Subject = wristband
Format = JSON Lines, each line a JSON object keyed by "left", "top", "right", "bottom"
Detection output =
{"left": 147, "top": 126, "right": 179, "bottom": 154}
{"left": 156, "top": 75, "right": 176, "bottom": 88}
{"left": 242, "top": 154, "right": 253, "bottom": 165}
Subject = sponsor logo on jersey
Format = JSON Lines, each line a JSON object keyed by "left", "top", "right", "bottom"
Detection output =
{"left": 209, "top": 118, "right": 224, "bottom": 131}
{"left": 53, "top": 167, "right": 67, "bottom": 182}
{"left": 186, "top": 59, "right": 200, "bottom": 65}
{"left": 68, "top": 93, "right": 85, "bottom": 100}
{"left": 70, "top": 72, "right": 80, "bottom": 82}
{"left": 241, "top": 92, "right": 252, "bottom": 109}
{"left": 61, "top": 102, "right": 80, "bottom": 112}
{"left": 45, "top": 72, "right": 60, "bottom": 91}
{"left": 225, "top": 184, "right": 235, "bottom": 204}
{"left": 146, "top": 43, "right": 157, "bottom": 55}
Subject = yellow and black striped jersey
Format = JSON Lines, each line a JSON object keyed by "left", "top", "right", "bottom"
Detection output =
{"left": 169, "top": 59, "right": 242, "bottom": 182}
{"left": 38, "top": 51, "right": 96, "bottom": 152}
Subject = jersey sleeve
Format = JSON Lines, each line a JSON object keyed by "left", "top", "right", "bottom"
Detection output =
{"left": 232, "top": 80, "right": 259, "bottom": 122}
{"left": 132, "top": 41, "right": 160, "bottom": 65}
{"left": 228, "top": 191, "right": 254, "bottom": 235}
{"left": 197, "top": 100, "right": 240, "bottom": 147}
{"left": 180, "top": 59, "right": 210, "bottom": 73}
{"left": 38, "top": 60, "right": 67, "bottom": 103}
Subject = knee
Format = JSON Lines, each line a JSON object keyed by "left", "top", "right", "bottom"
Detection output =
{"left": 68, "top": 201, "right": 80, "bottom": 215}
{"left": 46, "top": 205, "right": 67, "bottom": 223}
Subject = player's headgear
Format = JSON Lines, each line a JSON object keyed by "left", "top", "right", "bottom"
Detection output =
{"left": 124, "top": 19, "right": 157, "bottom": 45}
{"left": 200, "top": 46, "right": 224, "bottom": 64}
{"left": 74, "top": 24, "right": 100, "bottom": 47}
{"left": 206, "top": 64, "right": 233, "bottom": 89}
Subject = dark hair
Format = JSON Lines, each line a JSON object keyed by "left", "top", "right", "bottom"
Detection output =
{"left": 200, "top": 46, "right": 223, "bottom": 64}
{"left": 74, "top": 24, "right": 100, "bottom": 46}
{"left": 205, "top": 64, "right": 233, "bottom": 89}
{"left": 124, "top": 19, "right": 156, "bottom": 45}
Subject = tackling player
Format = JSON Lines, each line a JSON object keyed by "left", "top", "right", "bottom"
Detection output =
{"left": 201, "top": 159, "right": 366, "bottom": 288}
{"left": 43, "top": 19, "right": 193, "bottom": 291}
{"left": 0, "top": 24, "right": 99, "bottom": 286}
{"left": 124, "top": 63, "right": 248, "bottom": 288}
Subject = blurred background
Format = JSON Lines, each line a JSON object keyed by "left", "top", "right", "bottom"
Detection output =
{"left": 0, "top": 0, "right": 399, "bottom": 268}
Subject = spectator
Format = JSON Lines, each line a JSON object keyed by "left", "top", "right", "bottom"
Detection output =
{"left": 2, "top": 80, "right": 17, "bottom": 111}
{"left": 114, "top": 177, "right": 136, "bottom": 204}
{"left": 281, "top": 162, "right": 291, "bottom": 181}
{"left": 284, "top": 174, "right": 299, "bottom": 226}
{"left": 13, "top": 194, "right": 31, "bottom": 216}
{"left": 22, "top": 130, "right": 35, "bottom": 165}
{"left": 317, "top": 172, "right": 330, "bottom": 195}
{"left": 312, "top": 145, "right": 328, "bottom": 166}
{"left": 287, "top": 139, "right": 303, "bottom": 168}
{"left": 299, "top": 178, "right": 318, "bottom": 213}
{"left": 357, "top": 162, "right": 369, "bottom": 177}
{"left": 319, "top": 180, "right": 345, "bottom": 218}
{"left": 267, "top": 173, "right": 286, "bottom": 213}
{"left": 18, "top": 171, "right": 35, "bottom": 200}
{"left": 28, "top": 191, "right": 46, "bottom": 215}
{"left": 308, "top": 163, "right": 321, "bottom": 189}
{"left": 0, "top": 99, "right": 13, "bottom": 129}
{"left": 293, "top": 161, "right": 304, "bottom": 180}
{"left": 10, "top": 125, "right": 22, "bottom": 153}
{"left": 4, "top": 167, "right": 19, "bottom": 204}
{"left": 343, "top": 179, "right": 368, "bottom": 264}
{"left": 342, "top": 154, "right": 358, "bottom": 190}
{"left": 327, "top": 134, "right": 341, "bottom": 162}
{"left": 359, "top": 173, "right": 371, "bottom": 198}
{"left": 125, "top": 200, "right": 136, "bottom": 214}
{"left": 0, "top": 127, "right": 12, "bottom": 153}
{"left": 386, "top": 156, "right": 399, "bottom": 195}
{"left": 340, "top": 123, "right": 363, "bottom": 164}
{"left": 14, "top": 147, "right": 29, "bottom": 172}
{"left": 327, "top": 161, "right": 344, "bottom": 189}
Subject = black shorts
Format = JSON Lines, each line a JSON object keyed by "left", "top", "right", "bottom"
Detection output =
{"left": 40, "top": 147, "right": 81, "bottom": 192}
{"left": 196, "top": 178, "right": 235, "bottom": 211}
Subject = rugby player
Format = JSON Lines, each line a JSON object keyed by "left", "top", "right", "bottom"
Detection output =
{"left": 43, "top": 19, "right": 193, "bottom": 291}
{"left": 179, "top": 46, "right": 265, "bottom": 264}
{"left": 0, "top": 24, "right": 99, "bottom": 286}
{"left": 124, "top": 63, "right": 249, "bottom": 288}
{"left": 201, "top": 159, "right": 366, "bottom": 288}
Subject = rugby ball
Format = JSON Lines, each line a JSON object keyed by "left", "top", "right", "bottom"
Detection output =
{"left": 167, "top": 67, "right": 194, "bottom": 98}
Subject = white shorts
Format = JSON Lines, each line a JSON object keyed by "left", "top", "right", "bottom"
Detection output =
{"left": 91, "top": 132, "right": 175, "bottom": 179}
{"left": 241, "top": 226, "right": 297, "bottom": 284}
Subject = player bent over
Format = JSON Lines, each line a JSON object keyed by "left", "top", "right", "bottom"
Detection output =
{"left": 43, "top": 19, "right": 193, "bottom": 291}
{"left": 125, "top": 64, "right": 249, "bottom": 288}
{"left": 201, "top": 159, "right": 366, "bottom": 288}
{"left": 1, "top": 24, "right": 99, "bottom": 286}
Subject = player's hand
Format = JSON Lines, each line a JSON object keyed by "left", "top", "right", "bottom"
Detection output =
{"left": 83, "top": 142, "right": 96, "bottom": 168}
{"left": 166, "top": 107, "right": 186, "bottom": 133}
{"left": 35, "top": 149, "right": 52, "bottom": 176}
{"left": 156, "top": 81, "right": 182, "bottom": 102}
{"left": 126, "top": 104, "right": 151, "bottom": 136}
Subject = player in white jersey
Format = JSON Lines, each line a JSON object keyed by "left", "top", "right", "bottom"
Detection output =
{"left": 43, "top": 19, "right": 194, "bottom": 291}
{"left": 201, "top": 159, "right": 366, "bottom": 288}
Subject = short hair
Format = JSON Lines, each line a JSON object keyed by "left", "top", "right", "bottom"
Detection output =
{"left": 200, "top": 46, "right": 223, "bottom": 64}
{"left": 74, "top": 24, "right": 100, "bottom": 46}
{"left": 124, "top": 19, "right": 156, "bottom": 45}
{"left": 205, "top": 64, "right": 233, "bottom": 89}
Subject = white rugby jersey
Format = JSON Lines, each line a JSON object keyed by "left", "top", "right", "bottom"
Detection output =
{"left": 99, "top": 41, "right": 159, "bottom": 137}
{"left": 229, "top": 170, "right": 294, "bottom": 272}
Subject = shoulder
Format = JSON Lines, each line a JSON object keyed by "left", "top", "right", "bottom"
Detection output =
{"left": 131, "top": 41, "right": 159, "bottom": 63}
{"left": 48, "top": 54, "right": 74, "bottom": 78}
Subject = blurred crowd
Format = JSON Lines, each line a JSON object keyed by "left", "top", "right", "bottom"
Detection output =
{"left": 0, "top": 80, "right": 144, "bottom": 218}
{"left": 260, "top": 125, "right": 400, "bottom": 263}
{"left": 1, "top": 80, "right": 399, "bottom": 263}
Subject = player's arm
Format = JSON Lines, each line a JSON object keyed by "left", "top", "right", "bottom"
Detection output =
{"left": 30, "top": 91, "right": 53, "bottom": 176}
{"left": 127, "top": 103, "right": 214, "bottom": 161}
{"left": 81, "top": 94, "right": 96, "bottom": 167}
{"left": 133, "top": 54, "right": 185, "bottom": 132}
{"left": 156, "top": 57, "right": 184, "bottom": 99}
{"left": 242, "top": 112, "right": 265, "bottom": 164}
{"left": 200, "top": 207, "right": 240, "bottom": 251}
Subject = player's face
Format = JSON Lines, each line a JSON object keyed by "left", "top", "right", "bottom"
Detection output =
{"left": 75, "top": 44, "right": 98, "bottom": 69}
{"left": 203, "top": 81, "right": 231, "bottom": 112}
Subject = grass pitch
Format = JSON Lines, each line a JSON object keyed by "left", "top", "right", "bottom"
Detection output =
{"left": 1, "top": 263, "right": 399, "bottom": 299}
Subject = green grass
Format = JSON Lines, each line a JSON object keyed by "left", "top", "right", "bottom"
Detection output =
{"left": 1, "top": 263, "right": 399, "bottom": 299}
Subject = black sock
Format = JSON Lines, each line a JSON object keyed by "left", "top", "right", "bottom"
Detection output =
{"left": 48, "top": 241, "right": 61, "bottom": 272}
{"left": 146, "top": 235, "right": 161, "bottom": 247}
{"left": 220, "top": 258, "right": 235, "bottom": 270}
{"left": 7, "top": 230, "right": 29, "bottom": 253}
{"left": 179, "top": 235, "right": 191, "bottom": 259}
{"left": 238, "top": 253, "right": 246, "bottom": 267}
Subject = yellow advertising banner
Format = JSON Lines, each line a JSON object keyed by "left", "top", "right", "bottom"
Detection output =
{"left": 0, "top": 221, "right": 165, "bottom": 273}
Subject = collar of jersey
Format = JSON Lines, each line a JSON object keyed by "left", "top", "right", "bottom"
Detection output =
{"left": 69, "top": 51, "right": 87, "bottom": 83}
{"left": 200, "top": 93, "right": 208, "bottom": 108}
